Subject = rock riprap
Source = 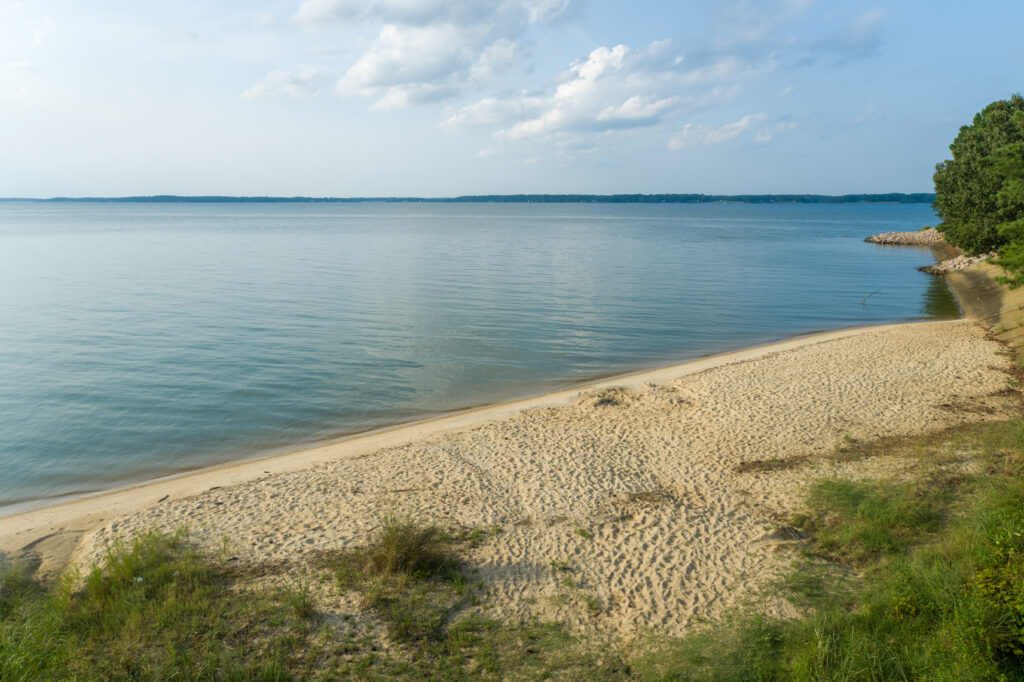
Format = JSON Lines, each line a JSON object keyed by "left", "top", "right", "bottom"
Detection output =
{"left": 919, "top": 252, "right": 996, "bottom": 274}
{"left": 864, "top": 228, "right": 944, "bottom": 245}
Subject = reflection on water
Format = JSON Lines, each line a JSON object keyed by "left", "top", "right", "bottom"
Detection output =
{"left": 0, "top": 201, "right": 950, "bottom": 510}
{"left": 920, "top": 272, "right": 961, "bottom": 319}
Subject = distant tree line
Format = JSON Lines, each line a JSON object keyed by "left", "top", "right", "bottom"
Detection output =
{"left": 933, "top": 94, "right": 1024, "bottom": 285}
{"left": 444, "top": 193, "right": 935, "bottom": 204}
{"left": 3, "top": 193, "right": 935, "bottom": 204}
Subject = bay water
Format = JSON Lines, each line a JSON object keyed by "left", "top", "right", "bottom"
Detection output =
{"left": 0, "top": 202, "right": 955, "bottom": 513}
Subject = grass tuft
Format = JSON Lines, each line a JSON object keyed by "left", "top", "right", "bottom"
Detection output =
{"left": 360, "top": 513, "right": 454, "bottom": 578}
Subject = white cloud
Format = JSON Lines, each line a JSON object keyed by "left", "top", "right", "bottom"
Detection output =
{"left": 335, "top": 24, "right": 474, "bottom": 107}
{"left": 597, "top": 95, "right": 680, "bottom": 123}
{"left": 522, "top": 0, "right": 573, "bottom": 23}
{"left": 446, "top": 39, "right": 764, "bottom": 147}
{"left": 443, "top": 95, "right": 547, "bottom": 128}
{"left": 293, "top": 0, "right": 578, "bottom": 108}
{"left": 242, "top": 68, "right": 324, "bottom": 99}
{"left": 470, "top": 38, "right": 520, "bottom": 82}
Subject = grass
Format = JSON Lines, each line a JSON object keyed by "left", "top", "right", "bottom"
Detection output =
{"left": 0, "top": 529, "right": 320, "bottom": 681}
{"left": 632, "top": 420, "right": 1024, "bottom": 681}
{"left": 791, "top": 477, "right": 955, "bottom": 565}
{"left": 317, "top": 514, "right": 624, "bottom": 677}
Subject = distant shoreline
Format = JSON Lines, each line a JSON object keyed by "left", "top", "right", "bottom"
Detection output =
{"left": 0, "top": 193, "right": 935, "bottom": 204}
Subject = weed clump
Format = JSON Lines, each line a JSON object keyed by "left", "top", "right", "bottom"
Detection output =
{"left": 361, "top": 513, "right": 454, "bottom": 578}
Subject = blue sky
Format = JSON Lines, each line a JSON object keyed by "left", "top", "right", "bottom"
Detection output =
{"left": 0, "top": 0, "right": 1021, "bottom": 197}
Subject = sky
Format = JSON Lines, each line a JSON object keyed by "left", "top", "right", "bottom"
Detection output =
{"left": 0, "top": 0, "right": 1021, "bottom": 197}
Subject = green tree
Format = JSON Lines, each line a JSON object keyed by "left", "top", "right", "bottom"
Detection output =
{"left": 989, "top": 110, "right": 1024, "bottom": 286}
{"left": 933, "top": 94, "right": 1024, "bottom": 253}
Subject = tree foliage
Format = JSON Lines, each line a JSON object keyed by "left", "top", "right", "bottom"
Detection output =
{"left": 990, "top": 111, "right": 1024, "bottom": 286}
{"left": 933, "top": 94, "right": 1024, "bottom": 254}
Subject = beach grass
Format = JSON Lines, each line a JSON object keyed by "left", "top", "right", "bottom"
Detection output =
{"left": 0, "top": 529, "right": 319, "bottom": 680}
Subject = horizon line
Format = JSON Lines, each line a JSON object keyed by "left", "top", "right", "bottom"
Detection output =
{"left": 0, "top": 192, "right": 936, "bottom": 204}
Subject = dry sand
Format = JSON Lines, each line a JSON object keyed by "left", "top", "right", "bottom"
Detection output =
{"left": 3, "top": 316, "right": 1018, "bottom": 637}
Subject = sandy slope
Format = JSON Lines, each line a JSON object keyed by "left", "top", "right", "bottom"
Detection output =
{"left": 53, "top": 319, "right": 1018, "bottom": 635}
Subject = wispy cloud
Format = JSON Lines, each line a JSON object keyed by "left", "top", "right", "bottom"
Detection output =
{"left": 806, "top": 7, "right": 888, "bottom": 64}
{"left": 242, "top": 68, "right": 324, "bottom": 99}
{"left": 669, "top": 113, "right": 795, "bottom": 149}
{"left": 293, "top": 0, "right": 366, "bottom": 29}
{"left": 669, "top": 113, "right": 765, "bottom": 149}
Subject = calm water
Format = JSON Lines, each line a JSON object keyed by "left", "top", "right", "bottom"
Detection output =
{"left": 0, "top": 202, "right": 955, "bottom": 512}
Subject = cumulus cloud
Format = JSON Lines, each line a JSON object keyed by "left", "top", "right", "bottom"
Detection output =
{"left": 242, "top": 67, "right": 324, "bottom": 99}
{"left": 293, "top": 0, "right": 576, "bottom": 108}
{"left": 445, "top": 39, "right": 764, "bottom": 148}
{"left": 335, "top": 24, "right": 473, "bottom": 108}
{"left": 470, "top": 38, "right": 521, "bottom": 82}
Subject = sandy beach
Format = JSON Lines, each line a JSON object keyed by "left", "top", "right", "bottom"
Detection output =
{"left": 2, "top": 298, "right": 1020, "bottom": 635}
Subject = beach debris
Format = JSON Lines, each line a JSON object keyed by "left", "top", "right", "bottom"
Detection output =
{"left": 919, "top": 252, "right": 996, "bottom": 274}
{"left": 587, "top": 387, "right": 636, "bottom": 408}
{"left": 864, "top": 228, "right": 944, "bottom": 245}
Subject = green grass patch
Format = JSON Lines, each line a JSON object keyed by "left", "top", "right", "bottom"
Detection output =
{"left": 793, "top": 477, "right": 955, "bottom": 565}
{"left": 633, "top": 420, "right": 1024, "bottom": 681}
{"left": 0, "top": 529, "right": 320, "bottom": 681}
